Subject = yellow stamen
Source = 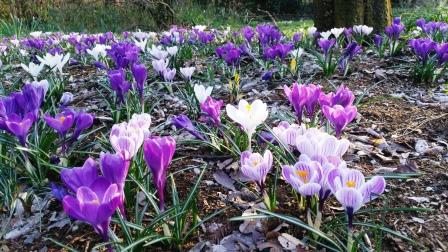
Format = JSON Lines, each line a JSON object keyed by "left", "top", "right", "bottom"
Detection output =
{"left": 346, "top": 180, "right": 356, "bottom": 188}
{"left": 245, "top": 104, "right": 252, "bottom": 111}
{"left": 251, "top": 160, "right": 259, "bottom": 167}
{"left": 91, "top": 199, "right": 100, "bottom": 205}
{"left": 59, "top": 116, "right": 66, "bottom": 123}
{"left": 295, "top": 170, "right": 308, "bottom": 182}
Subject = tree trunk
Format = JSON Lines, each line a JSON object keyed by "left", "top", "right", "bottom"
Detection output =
{"left": 314, "top": 0, "right": 392, "bottom": 32}
{"left": 313, "top": 0, "right": 334, "bottom": 31}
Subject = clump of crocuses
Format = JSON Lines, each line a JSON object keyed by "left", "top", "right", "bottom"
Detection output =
{"left": 0, "top": 83, "right": 46, "bottom": 146}
{"left": 284, "top": 83, "right": 357, "bottom": 138}
{"left": 408, "top": 38, "right": 447, "bottom": 83}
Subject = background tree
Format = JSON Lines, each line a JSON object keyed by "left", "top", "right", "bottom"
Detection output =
{"left": 314, "top": 0, "right": 393, "bottom": 32}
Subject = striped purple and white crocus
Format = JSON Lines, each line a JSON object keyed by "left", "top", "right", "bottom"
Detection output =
{"left": 240, "top": 149, "right": 273, "bottom": 194}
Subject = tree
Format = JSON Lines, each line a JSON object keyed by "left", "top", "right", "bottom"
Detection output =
{"left": 314, "top": 0, "right": 392, "bottom": 32}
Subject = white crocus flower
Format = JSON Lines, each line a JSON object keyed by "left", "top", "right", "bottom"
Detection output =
{"left": 353, "top": 25, "right": 373, "bottom": 36}
{"left": 133, "top": 38, "right": 148, "bottom": 52}
{"left": 37, "top": 52, "right": 70, "bottom": 73}
{"left": 290, "top": 48, "right": 304, "bottom": 58}
{"left": 21, "top": 62, "right": 44, "bottom": 79}
{"left": 320, "top": 31, "right": 332, "bottom": 39}
{"left": 307, "top": 27, "right": 318, "bottom": 37}
{"left": 330, "top": 28, "right": 345, "bottom": 39}
{"left": 148, "top": 45, "right": 168, "bottom": 60}
{"left": 30, "top": 31, "right": 42, "bottom": 38}
{"left": 193, "top": 25, "right": 207, "bottom": 31}
{"left": 86, "top": 44, "right": 110, "bottom": 61}
{"left": 166, "top": 46, "right": 178, "bottom": 56}
{"left": 129, "top": 113, "right": 152, "bottom": 138}
{"left": 180, "top": 66, "right": 195, "bottom": 80}
{"left": 226, "top": 99, "right": 269, "bottom": 149}
{"left": 193, "top": 84, "right": 212, "bottom": 103}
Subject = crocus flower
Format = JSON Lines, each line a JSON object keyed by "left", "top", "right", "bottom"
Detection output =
{"left": 322, "top": 105, "right": 357, "bottom": 138}
{"left": 272, "top": 121, "right": 306, "bottom": 146}
{"left": 108, "top": 68, "right": 131, "bottom": 104}
{"left": 293, "top": 32, "right": 302, "bottom": 43}
{"left": 408, "top": 38, "right": 437, "bottom": 63}
{"left": 107, "top": 42, "right": 140, "bottom": 69}
{"left": 166, "top": 46, "right": 178, "bottom": 56}
{"left": 44, "top": 110, "right": 75, "bottom": 137}
{"left": 352, "top": 25, "right": 373, "bottom": 36}
{"left": 296, "top": 128, "right": 350, "bottom": 159}
{"left": 318, "top": 38, "right": 336, "bottom": 58}
{"left": 342, "top": 42, "right": 362, "bottom": 60}
{"left": 21, "top": 62, "right": 44, "bottom": 80}
{"left": 307, "top": 27, "right": 317, "bottom": 38}
{"left": 51, "top": 182, "right": 68, "bottom": 201}
{"left": 5, "top": 113, "right": 35, "bottom": 146}
{"left": 320, "top": 31, "right": 332, "bottom": 40}
{"left": 128, "top": 113, "right": 152, "bottom": 138}
{"left": 110, "top": 122, "right": 144, "bottom": 161}
{"left": 152, "top": 58, "right": 168, "bottom": 75}
{"left": 171, "top": 115, "right": 205, "bottom": 140}
{"left": 148, "top": 45, "right": 168, "bottom": 60}
{"left": 330, "top": 28, "right": 345, "bottom": 39}
{"left": 319, "top": 85, "right": 355, "bottom": 108}
{"left": 215, "top": 42, "right": 241, "bottom": 65}
{"left": 180, "top": 66, "right": 195, "bottom": 80}
{"left": 194, "top": 84, "right": 213, "bottom": 103}
{"left": 284, "top": 83, "right": 321, "bottom": 121}
{"left": 282, "top": 161, "right": 322, "bottom": 197}
{"left": 328, "top": 168, "right": 386, "bottom": 228}
{"left": 240, "top": 149, "right": 273, "bottom": 193}
{"left": 37, "top": 52, "right": 70, "bottom": 73}
{"left": 373, "top": 34, "right": 383, "bottom": 48}
{"left": 60, "top": 157, "right": 99, "bottom": 192}
{"left": 72, "top": 111, "right": 94, "bottom": 141}
{"left": 262, "top": 71, "right": 273, "bottom": 81}
{"left": 436, "top": 43, "right": 448, "bottom": 65}
{"left": 163, "top": 68, "right": 176, "bottom": 82}
{"left": 86, "top": 44, "right": 110, "bottom": 61}
{"left": 143, "top": 136, "right": 176, "bottom": 211}
{"left": 60, "top": 92, "right": 74, "bottom": 108}
{"left": 62, "top": 177, "right": 121, "bottom": 242}
{"left": 131, "top": 63, "right": 147, "bottom": 99}
{"left": 241, "top": 26, "right": 255, "bottom": 43}
{"left": 200, "top": 96, "right": 223, "bottom": 126}
{"left": 385, "top": 22, "right": 405, "bottom": 40}
{"left": 100, "top": 152, "right": 129, "bottom": 216}
{"left": 226, "top": 99, "right": 268, "bottom": 148}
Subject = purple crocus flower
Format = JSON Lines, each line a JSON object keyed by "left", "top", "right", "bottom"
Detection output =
{"left": 393, "top": 17, "right": 401, "bottom": 25}
{"left": 342, "top": 42, "right": 362, "bottom": 60}
{"left": 100, "top": 152, "right": 129, "bottom": 216}
{"left": 284, "top": 82, "right": 308, "bottom": 123}
{"left": 60, "top": 157, "right": 99, "bottom": 192}
{"left": 416, "top": 18, "right": 426, "bottom": 29}
{"left": 200, "top": 96, "right": 223, "bottom": 126}
{"left": 436, "top": 43, "right": 448, "bottom": 65}
{"left": 4, "top": 113, "right": 35, "bottom": 146}
{"left": 262, "top": 71, "right": 273, "bottom": 81}
{"left": 328, "top": 168, "right": 386, "bottom": 229}
{"left": 18, "top": 83, "right": 46, "bottom": 120}
{"left": 318, "top": 38, "right": 336, "bottom": 58}
{"left": 293, "top": 32, "right": 302, "bottom": 43}
{"left": 131, "top": 63, "right": 147, "bottom": 100}
{"left": 303, "top": 84, "right": 322, "bottom": 119}
{"left": 108, "top": 68, "right": 131, "bottom": 104}
{"left": 385, "top": 22, "right": 405, "bottom": 40}
{"left": 333, "top": 85, "right": 355, "bottom": 107}
{"left": 62, "top": 177, "right": 121, "bottom": 242}
{"left": 72, "top": 111, "right": 94, "bottom": 141}
{"left": 240, "top": 150, "right": 273, "bottom": 193}
{"left": 216, "top": 42, "right": 241, "bottom": 65}
{"left": 322, "top": 105, "right": 357, "bottom": 138}
{"left": 373, "top": 34, "right": 383, "bottom": 48}
{"left": 51, "top": 182, "right": 68, "bottom": 201}
{"left": 106, "top": 42, "right": 140, "bottom": 69}
{"left": 344, "top": 28, "right": 353, "bottom": 40}
{"left": 241, "top": 26, "right": 255, "bottom": 43}
{"left": 44, "top": 110, "right": 76, "bottom": 137}
{"left": 171, "top": 115, "right": 205, "bottom": 140}
{"left": 256, "top": 24, "right": 282, "bottom": 47}
{"left": 408, "top": 38, "right": 437, "bottom": 63}
{"left": 143, "top": 136, "right": 176, "bottom": 212}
